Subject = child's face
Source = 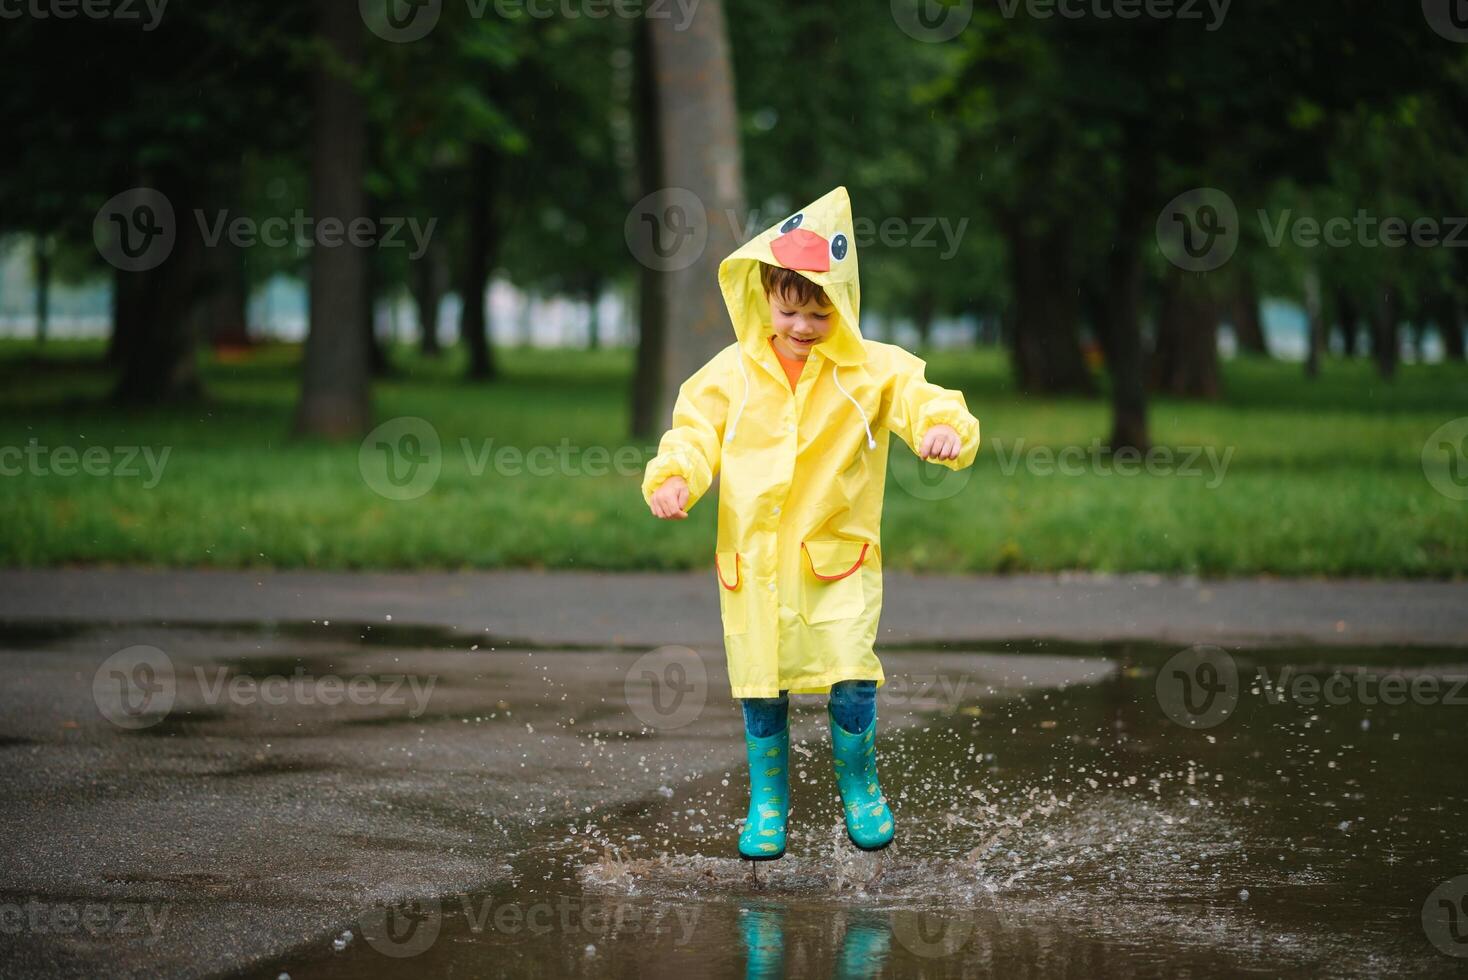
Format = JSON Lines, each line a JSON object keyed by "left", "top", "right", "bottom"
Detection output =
{"left": 767, "top": 288, "right": 835, "bottom": 360}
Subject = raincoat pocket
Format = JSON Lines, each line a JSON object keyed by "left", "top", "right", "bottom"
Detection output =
{"left": 799, "top": 540, "right": 870, "bottom": 625}
{"left": 715, "top": 551, "right": 748, "bottom": 635}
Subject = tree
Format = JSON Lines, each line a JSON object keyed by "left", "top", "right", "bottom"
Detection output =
{"left": 293, "top": 0, "right": 371, "bottom": 437}
{"left": 638, "top": 3, "right": 746, "bottom": 430}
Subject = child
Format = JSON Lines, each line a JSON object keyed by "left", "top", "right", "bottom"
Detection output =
{"left": 642, "top": 186, "right": 980, "bottom": 859}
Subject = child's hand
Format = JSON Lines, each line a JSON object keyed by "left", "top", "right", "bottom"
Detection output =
{"left": 649, "top": 476, "right": 690, "bottom": 519}
{"left": 918, "top": 424, "right": 962, "bottom": 461}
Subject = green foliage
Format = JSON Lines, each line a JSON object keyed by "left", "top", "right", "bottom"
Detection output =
{"left": 1, "top": 343, "right": 1463, "bottom": 577}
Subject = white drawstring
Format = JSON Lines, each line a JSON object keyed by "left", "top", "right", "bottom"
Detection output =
{"left": 833, "top": 365, "right": 876, "bottom": 450}
{"left": 726, "top": 348, "right": 875, "bottom": 452}
{"left": 725, "top": 347, "right": 751, "bottom": 444}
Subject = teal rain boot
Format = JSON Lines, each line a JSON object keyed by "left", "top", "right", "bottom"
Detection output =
{"left": 829, "top": 710, "right": 894, "bottom": 851}
{"left": 738, "top": 727, "right": 789, "bottom": 860}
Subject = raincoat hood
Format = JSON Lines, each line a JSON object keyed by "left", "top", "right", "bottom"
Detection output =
{"left": 717, "top": 185, "right": 866, "bottom": 368}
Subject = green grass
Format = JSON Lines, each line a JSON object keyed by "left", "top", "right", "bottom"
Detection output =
{"left": 1, "top": 340, "right": 1465, "bottom": 577}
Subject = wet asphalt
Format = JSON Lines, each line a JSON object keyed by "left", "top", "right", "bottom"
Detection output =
{"left": 0, "top": 570, "right": 1463, "bottom": 977}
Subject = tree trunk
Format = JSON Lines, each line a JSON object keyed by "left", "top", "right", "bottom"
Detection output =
{"left": 1437, "top": 294, "right": 1465, "bottom": 362}
{"left": 198, "top": 226, "right": 249, "bottom": 348}
{"left": 1154, "top": 268, "right": 1221, "bottom": 398}
{"left": 363, "top": 236, "right": 390, "bottom": 377}
{"left": 1303, "top": 269, "right": 1325, "bottom": 378}
{"left": 1371, "top": 287, "right": 1399, "bottom": 380}
{"left": 411, "top": 241, "right": 443, "bottom": 357}
{"left": 585, "top": 279, "right": 602, "bottom": 350}
{"left": 111, "top": 169, "right": 206, "bottom": 405}
{"left": 1228, "top": 272, "right": 1268, "bottom": 356}
{"left": 33, "top": 236, "right": 51, "bottom": 346}
{"left": 459, "top": 143, "right": 499, "bottom": 381}
{"left": 1002, "top": 218, "right": 1093, "bottom": 395}
{"left": 1335, "top": 289, "right": 1359, "bottom": 358}
{"left": 643, "top": 0, "right": 746, "bottom": 428}
{"left": 293, "top": 0, "right": 372, "bottom": 437}
{"left": 913, "top": 291, "right": 936, "bottom": 350}
{"left": 1088, "top": 235, "right": 1150, "bottom": 452}
{"left": 629, "top": 13, "right": 664, "bottom": 439}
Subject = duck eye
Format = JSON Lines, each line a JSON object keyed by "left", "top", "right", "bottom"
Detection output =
{"left": 780, "top": 213, "right": 803, "bottom": 234}
{"left": 830, "top": 233, "right": 849, "bottom": 261}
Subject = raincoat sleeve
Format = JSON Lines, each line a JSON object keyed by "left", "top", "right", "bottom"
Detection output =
{"left": 640, "top": 352, "right": 730, "bottom": 510}
{"left": 885, "top": 351, "right": 981, "bottom": 471}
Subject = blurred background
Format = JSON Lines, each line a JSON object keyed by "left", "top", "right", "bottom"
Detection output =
{"left": 0, "top": 0, "right": 1465, "bottom": 575}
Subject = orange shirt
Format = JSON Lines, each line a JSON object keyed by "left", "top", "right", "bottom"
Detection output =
{"left": 769, "top": 336, "right": 806, "bottom": 391}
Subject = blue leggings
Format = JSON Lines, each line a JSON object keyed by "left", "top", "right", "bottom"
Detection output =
{"left": 742, "top": 680, "right": 876, "bottom": 738}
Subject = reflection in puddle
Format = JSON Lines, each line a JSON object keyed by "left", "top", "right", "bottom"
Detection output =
{"left": 264, "top": 643, "right": 1468, "bottom": 978}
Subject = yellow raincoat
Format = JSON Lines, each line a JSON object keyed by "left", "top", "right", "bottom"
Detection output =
{"left": 641, "top": 186, "right": 981, "bottom": 698}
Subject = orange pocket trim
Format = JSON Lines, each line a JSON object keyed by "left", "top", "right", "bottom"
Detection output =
{"left": 715, "top": 553, "right": 741, "bottom": 590}
{"left": 801, "top": 542, "right": 869, "bottom": 581}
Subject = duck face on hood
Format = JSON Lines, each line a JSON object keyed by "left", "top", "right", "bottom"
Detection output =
{"left": 717, "top": 185, "right": 866, "bottom": 367}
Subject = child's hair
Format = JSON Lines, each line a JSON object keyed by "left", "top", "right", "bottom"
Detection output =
{"left": 759, "top": 261, "right": 831, "bottom": 308}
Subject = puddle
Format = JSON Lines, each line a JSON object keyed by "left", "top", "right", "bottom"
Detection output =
{"left": 256, "top": 643, "right": 1468, "bottom": 979}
